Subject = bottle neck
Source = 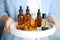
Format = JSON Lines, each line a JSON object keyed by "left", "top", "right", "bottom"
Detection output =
{"left": 26, "top": 11, "right": 30, "bottom": 13}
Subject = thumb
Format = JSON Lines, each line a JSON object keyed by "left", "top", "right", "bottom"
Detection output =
{"left": 5, "top": 17, "right": 15, "bottom": 33}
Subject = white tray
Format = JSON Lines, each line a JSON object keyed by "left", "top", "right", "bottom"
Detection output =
{"left": 10, "top": 22, "right": 56, "bottom": 38}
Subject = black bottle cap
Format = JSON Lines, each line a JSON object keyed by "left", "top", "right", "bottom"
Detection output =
{"left": 19, "top": 6, "right": 23, "bottom": 13}
{"left": 42, "top": 13, "right": 46, "bottom": 19}
{"left": 42, "top": 27, "right": 49, "bottom": 31}
{"left": 26, "top": 6, "right": 30, "bottom": 12}
{"left": 37, "top": 9, "right": 41, "bottom": 16}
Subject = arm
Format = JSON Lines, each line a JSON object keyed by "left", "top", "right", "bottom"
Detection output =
{"left": 48, "top": 0, "right": 56, "bottom": 19}
{"left": 0, "top": 0, "right": 15, "bottom": 33}
{"left": 48, "top": 0, "right": 58, "bottom": 29}
{"left": 0, "top": 0, "right": 8, "bottom": 22}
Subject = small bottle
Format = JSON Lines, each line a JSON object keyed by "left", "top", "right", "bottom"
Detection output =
{"left": 41, "top": 13, "right": 49, "bottom": 30}
{"left": 29, "top": 13, "right": 37, "bottom": 31}
{"left": 41, "top": 13, "right": 46, "bottom": 27}
{"left": 35, "top": 9, "right": 42, "bottom": 31}
{"left": 24, "top": 6, "right": 31, "bottom": 22}
{"left": 17, "top": 6, "right": 24, "bottom": 29}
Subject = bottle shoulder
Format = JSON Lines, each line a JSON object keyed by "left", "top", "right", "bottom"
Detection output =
{"left": 25, "top": 12, "right": 31, "bottom": 16}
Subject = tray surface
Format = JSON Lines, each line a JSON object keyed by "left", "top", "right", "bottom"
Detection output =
{"left": 10, "top": 22, "right": 56, "bottom": 38}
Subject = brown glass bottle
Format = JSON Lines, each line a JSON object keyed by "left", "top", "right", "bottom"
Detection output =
{"left": 35, "top": 9, "right": 42, "bottom": 27}
{"left": 18, "top": 6, "right": 24, "bottom": 26}
{"left": 24, "top": 6, "right": 31, "bottom": 22}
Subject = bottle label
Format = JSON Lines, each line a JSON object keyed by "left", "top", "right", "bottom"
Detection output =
{"left": 41, "top": 19, "right": 46, "bottom": 27}
{"left": 37, "top": 27, "right": 42, "bottom": 31}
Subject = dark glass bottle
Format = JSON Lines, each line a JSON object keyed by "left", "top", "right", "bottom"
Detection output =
{"left": 41, "top": 13, "right": 49, "bottom": 30}
{"left": 35, "top": 9, "right": 42, "bottom": 27}
{"left": 24, "top": 6, "right": 31, "bottom": 22}
{"left": 18, "top": 6, "right": 24, "bottom": 26}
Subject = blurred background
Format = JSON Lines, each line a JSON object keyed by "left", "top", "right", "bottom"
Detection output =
{"left": 49, "top": 0, "right": 60, "bottom": 40}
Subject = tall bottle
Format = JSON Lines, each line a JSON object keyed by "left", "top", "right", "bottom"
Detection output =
{"left": 24, "top": 6, "right": 31, "bottom": 22}
{"left": 18, "top": 6, "right": 24, "bottom": 29}
{"left": 36, "top": 9, "right": 42, "bottom": 27}
{"left": 35, "top": 9, "right": 42, "bottom": 30}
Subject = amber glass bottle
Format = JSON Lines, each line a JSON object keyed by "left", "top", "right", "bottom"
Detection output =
{"left": 36, "top": 9, "right": 42, "bottom": 27}
{"left": 35, "top": 9, "right": 42, "bottom": 30}
{"left": 21, "top": 6, "right": 31, "bottom": 30}
{"left": 18, "top": 6, "right": 24, "bottom": 26}
{"left": 24, "top": 6, "right": 31, "bottom": 22}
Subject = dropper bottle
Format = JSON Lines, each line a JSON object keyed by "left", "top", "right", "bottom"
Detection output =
{"left": 24, "top": 6, "right": 31, "bottom": 22}
{"left": 17, "top": 6, "right": 24, "bottom": 30}
{"left": 35, "top": 9, "right": 42, "bottom": 30}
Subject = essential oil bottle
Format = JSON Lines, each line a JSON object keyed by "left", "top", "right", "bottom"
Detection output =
{"left": 35, "top": 9, "right": 42, "bottom": 30}
{"left": 41, "top": 13, "right": 49, "bottom": 30}
{"left": 29, "top": 13, "right": 37, "bottom": 31}
{"left": 24, "top": 6, "right": 31, "bottom": 22}
{"left": 17, "top": 6, "right": 24, "bottom": 30}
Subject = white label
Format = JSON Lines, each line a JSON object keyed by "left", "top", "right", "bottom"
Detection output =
{"left": 37, "top": 27, "right": 42, "bottom": 31}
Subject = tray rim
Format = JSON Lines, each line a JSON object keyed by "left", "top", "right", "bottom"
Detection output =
{"left": 10, "top": 22, "right": 56, "bottom": 38}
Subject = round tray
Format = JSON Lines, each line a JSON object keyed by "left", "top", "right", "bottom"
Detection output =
{"left": 10, "top": 22, "right": 56, "bottom": 38}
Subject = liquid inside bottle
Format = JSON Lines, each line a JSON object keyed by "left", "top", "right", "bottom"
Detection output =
{"left": 41, "top": 13, "right": 49, "bottom": 30}
{"left": 17, "top": 6, "right": 24, "bottom": 30}
{"left": 35, "top": 9, "right": 42, "bottom": 31}
{"left": 41, "top": 13, "right": 46, "bottom": 27}
{"left": 29, "top": 13, "right": 37, "bottom": 31}
{"left": 36, "top": 9, "right": 42, "bottom": 27}
{"left": 24, "top": 6, "right": 31, "bottom": 22}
